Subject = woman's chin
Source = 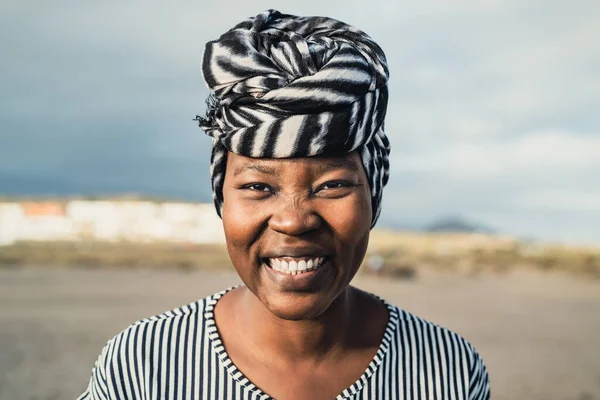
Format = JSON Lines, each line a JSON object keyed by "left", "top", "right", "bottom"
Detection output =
{"left": 260, "top": 292, "right": 333, "bottom": 321}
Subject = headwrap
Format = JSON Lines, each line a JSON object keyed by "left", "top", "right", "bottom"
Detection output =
{"left": 196, "top": 9, "right": 390, "bottom": 227}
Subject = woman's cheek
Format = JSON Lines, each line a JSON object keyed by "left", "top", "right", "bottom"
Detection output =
{"left": 322, "top": 196, "right": 370, "bottom": 237}
{"left": 223, "top": 197, "right": 264, "bottom": 243}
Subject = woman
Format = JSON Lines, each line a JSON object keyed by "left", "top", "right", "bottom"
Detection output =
{"left": 79, "top": 10, "right": 490, "bottom": 400}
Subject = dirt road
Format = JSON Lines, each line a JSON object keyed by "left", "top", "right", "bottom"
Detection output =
{"left": 0, "top": 267, "right": 599, "bottom": 399}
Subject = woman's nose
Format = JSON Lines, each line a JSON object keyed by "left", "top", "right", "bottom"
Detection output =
{"left": 268, "top": 198, "right": 322, "bottom": 236}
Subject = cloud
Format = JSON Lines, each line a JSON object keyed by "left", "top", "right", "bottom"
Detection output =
{"left": 519, "top": 191, "right": 600, "bottom": 212}
{"left": 396, "top": 130, "right": 600, "bottom": 179}
{"left": 380, "top": 129, "right": 599, "bottom": 243}
{"left": 381, "top": 0, "right": 600, "bottom": 146}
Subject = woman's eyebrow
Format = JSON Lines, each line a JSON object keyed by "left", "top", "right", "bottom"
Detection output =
{"left": 316, "top": 158, "right": 360, "bottom": 174}
{"left": 233, "top": 163, "right": 279, "bottom": 177}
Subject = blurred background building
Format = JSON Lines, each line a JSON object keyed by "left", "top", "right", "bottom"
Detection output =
{"left": 0, "top": 200, "right": 224, "bottom": 245}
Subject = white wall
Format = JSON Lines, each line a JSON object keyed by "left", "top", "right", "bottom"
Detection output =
{"left": 0, "top": 200, "right": 225, "bottom": 245}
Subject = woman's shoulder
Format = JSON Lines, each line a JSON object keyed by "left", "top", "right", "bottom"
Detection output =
{"left": 77, "top": 289, "right": 233, "bottom": 399}
{"left": 384, "top": 300, "right": 478, "bottom": 350}
{"left": 381, "top": 300, "right": 490, "bottom": 397}
{"left": 107, "top": 287, "right": 232, "bottom": 344}
{"left": 78, "top": 288, "right": 232, "bottom": 398}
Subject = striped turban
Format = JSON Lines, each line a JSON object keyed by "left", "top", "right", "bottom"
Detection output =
{"left": 196, "top": 9, "right": 391, "bottom": 227}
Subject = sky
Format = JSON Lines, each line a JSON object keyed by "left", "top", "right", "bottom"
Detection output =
{"left": 1, "top": 0, "right": 599, "bottom": 244}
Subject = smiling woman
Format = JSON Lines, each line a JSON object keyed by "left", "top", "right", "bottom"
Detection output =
{"left": 78, "top": 9, "right": 489, "bottom": 400}
{"left": 221, "top": 152, "right": 372, "bottom": 322}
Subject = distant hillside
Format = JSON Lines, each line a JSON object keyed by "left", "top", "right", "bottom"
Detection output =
{"left": 425, "top": 216, "right": 495, "bottom": 234}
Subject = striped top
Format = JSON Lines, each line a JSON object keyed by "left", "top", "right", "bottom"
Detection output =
{"left": 78, "top": 287, "right": 490, "bottom": 400}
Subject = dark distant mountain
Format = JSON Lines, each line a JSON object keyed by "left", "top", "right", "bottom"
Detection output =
{"left": 424, "top": 216, "right": 495, "bottom": 234}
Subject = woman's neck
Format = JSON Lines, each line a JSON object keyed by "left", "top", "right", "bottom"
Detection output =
{"left": 228, "top": 286, "right": 359, "bottom": 363}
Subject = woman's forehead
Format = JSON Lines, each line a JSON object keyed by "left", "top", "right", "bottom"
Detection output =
{"left": 227, "top": 152, "right": 363, "bottom": 177}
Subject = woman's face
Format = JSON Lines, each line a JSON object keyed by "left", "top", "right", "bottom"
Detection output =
{"left": 221, "top": 151, "right": 372, "bottom": 320}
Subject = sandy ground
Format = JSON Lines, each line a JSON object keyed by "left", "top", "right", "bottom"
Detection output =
{"left": 0, "top": 267, "right": 599, "bottom": 400}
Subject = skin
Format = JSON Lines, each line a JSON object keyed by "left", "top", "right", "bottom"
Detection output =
{"left": 214, "top": 151, "right": 389, "bottom": 400}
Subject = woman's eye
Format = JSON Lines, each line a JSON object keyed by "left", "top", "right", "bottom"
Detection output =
{"left": 244, "top": 183, "right": 271, "bottom": 192}
{"left": 319, "top": 181, "right": 352, "bottom": 191}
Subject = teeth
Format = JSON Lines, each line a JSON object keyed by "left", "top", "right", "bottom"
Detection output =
{"left": 298, "top": 260, "right": 307, "bottom": 271}
{"left": 289, "top": 260, "right": 298, "bottom": 272}
{"left": 266, "top": 256, "right": 326, "bottom": 275}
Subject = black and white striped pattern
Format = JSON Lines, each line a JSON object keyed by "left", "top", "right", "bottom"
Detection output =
{"left": 196, "top": 10, "right": 391, "bottom": 227}
{"left": 78, "top": 288, "right": 491, "bottom": 399}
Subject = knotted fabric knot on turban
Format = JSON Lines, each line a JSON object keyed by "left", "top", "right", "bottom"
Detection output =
{"left": 196, "top": 9, "right": 391, "bottom": 227}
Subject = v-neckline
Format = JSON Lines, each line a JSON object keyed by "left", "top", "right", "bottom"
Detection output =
{"left": 203, "top": 286, "right": 400, "bottom": 399}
